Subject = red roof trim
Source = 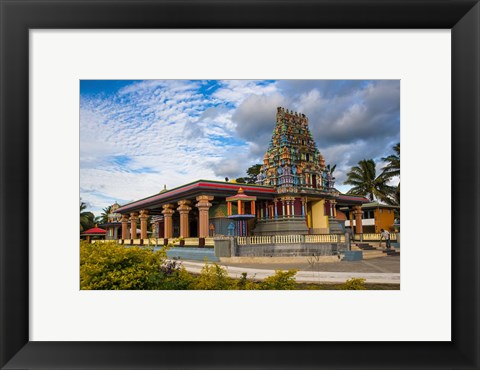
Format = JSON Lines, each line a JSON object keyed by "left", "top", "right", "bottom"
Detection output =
{"left": 116, "top": 181, "right": 274, "bottom": 213}
{"left": 82, "top": 227, "right": 107, "bottom": 235}
{"left": 337, "top": 195, "right": 370, "bottom": 202}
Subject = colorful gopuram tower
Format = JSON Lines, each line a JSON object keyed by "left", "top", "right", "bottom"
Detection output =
{"left": 254, "top": 107, "right": 340, "bottom": 235}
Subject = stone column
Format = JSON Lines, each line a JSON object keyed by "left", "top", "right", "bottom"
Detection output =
{"left": 121, "top": 214, "right": 129, "bottom": 240}
{"left": 274, "top": 199, "right": 278, "bottom": 218}
{"left": 196, "top": 195, "right": 214, "bottom": 238}
{"left": 139, "top": 209, "right": 149, "bottom": 240}
{"left": 177, "top": 200, "right": 192, "bottom": 238}
{"left": 250, "top": 200, "right": 255, "bottom": 215}
{"left": 130, "top": 212, "right": 138, "bottom": 239}
{"left": 353, "top": 205, "right": 363, "bottom": 234}
{"left": 162, "top": 204, "right": 175, "bottom": 239}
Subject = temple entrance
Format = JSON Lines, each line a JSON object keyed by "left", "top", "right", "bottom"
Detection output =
{"left": 189, "top": 208, "right": 199, "bottom": 237}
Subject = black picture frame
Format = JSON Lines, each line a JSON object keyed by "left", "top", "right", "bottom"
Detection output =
{"left": 1, "top": 1, "right": 479, "bottom": 369}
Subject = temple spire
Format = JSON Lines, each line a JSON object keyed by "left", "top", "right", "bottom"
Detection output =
{"left": 257, "top": 107, "right": 329, "bottom": 194}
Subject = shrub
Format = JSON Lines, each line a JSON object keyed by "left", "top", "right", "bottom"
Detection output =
{"left": 260, "top": 270, "right": 298, "bottom": 290}
{"left": 340, "top": 278, "right": 367, "bottom": 290}
{"left": 80, "top": 241, "right": 167, "bottom": 290}
{"left": 157, "top": 260, "right": 195, "bottom": 290}
{"left": 235, "top": 272, "right": 257, "bottom": 290}
{"left": 194, "top": 263, "right": 236, "bottom": 290}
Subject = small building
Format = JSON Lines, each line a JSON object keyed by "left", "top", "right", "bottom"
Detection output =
{"left": 341, "top": 202, "right": 399, "bottom": 233}
{"left": 80, "top": 227, "right": 107, "bottom": 243}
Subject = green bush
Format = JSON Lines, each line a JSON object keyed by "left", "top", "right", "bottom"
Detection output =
{"left": 80, "top": 241, "right": 167, "bottom": 290}
{"left": 340, "top": 278, "right": 367, "bottom": 290}
{"left": 157, "top": 260, "right": 195, "bottom": 290}
{"left": 260, "top": 270, "right": 298, "bottom": 290}
{"left": 81, "top": 242, "right": 304, "bottom": 290}
{"left": 235, "top": 272, "right": 258, "bottom": 290}
{"left": 194, "top": 263, "right": 236, "bottom": 290}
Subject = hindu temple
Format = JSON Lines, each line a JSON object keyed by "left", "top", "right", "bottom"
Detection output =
{"left": 106, "top": 107, "right": 368, "bottom": 255}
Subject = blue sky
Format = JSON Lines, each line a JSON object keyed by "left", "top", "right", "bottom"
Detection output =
{"left": 80, "top": 80, "right": 400, "bottom": 216}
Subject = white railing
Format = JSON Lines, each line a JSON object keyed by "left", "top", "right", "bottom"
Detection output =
{"left": 305, "top": 234, "right": 345, "bottom": 243}
{"left": 354, "top": 233, "right": 398, "bottom": 241}
{"left": 249, "top": 235, "right": 273, "bottom": 244}
{"left": 237, "top": 236, "right": 248, "bottom": 245}
{"left": 236, "top": 234, "right": 345, "bottom": 245}
{"left": 274, "top": 234, "right": 303, "bottom": 244}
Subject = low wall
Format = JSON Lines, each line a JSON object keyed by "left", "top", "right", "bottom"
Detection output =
{"left": 220, "top": 256, "right": 340, "bottom": 264}
{"left": 213, "top": 235, "right": 349, "bottom": 257}
{"left": 161, "top": 247, "right": 219, "bottom": 262}
{"left": 237, "top": 243, "right": 346, "bottom": 257}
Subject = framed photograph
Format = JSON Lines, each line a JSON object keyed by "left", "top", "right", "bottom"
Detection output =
{"left": 1, "top": 0, "right": 479, "bottom": 369}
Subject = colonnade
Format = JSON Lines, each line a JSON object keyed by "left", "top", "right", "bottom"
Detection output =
{"left": 120, "top": 194, "right": 214, "bottom": 241}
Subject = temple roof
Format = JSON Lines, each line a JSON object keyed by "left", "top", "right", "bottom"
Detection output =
{"left": 362, "top": 201, "right": 399, "bottom": 209}
{"left": 116, "top": 179, "right": 275, "bottom": 214}
{"left": 226, "top": 187, "right": 257, "bottom": 201}
{"left": 81, "top": 227, "right": 107, "bottom": 235}
{"left": 336, "top": 194, "right": 370, "bottom": 205}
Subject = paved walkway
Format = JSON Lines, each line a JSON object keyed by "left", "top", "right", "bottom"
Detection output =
{"left": 179, "top": 257, "right": 400, "bottom": 284}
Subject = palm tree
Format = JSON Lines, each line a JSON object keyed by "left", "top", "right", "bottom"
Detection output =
{"left": 99, "top": 205, "right": 112, "bottom": 224}
{"left": 385, "top": 183, "right": 400, "bottom": 207}
{"left": 344, "top": 159, "right": 396, "bottom": 202}
{"left": 381, "top": 143, "right": 400, "bottom": 180}
{"left": 381, "top": 143, "right": 400, "bottom": 212}
{"left": 80, "top": 201, "right": 95, "bottom": 232}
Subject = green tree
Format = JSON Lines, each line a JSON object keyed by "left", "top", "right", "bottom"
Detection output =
{"left": 381, "top": 143, "right": 400, "bottom": 208}
{"left": 236, "top": 164, "right": 263, "bottom": 184}
{"left": 381, "top": 143, "right": 400, "bottom": 180}
{"left": 344, "top": 159, "right": 395, "bottom": 202}
{"left": 246, "top": 164, "right": 263, "bottom": 182}
{"left": 99, "top": 205, "right": 112, "bottom": 224}
{"left": 80, "top": 201, "right": 95, "bottom": 232}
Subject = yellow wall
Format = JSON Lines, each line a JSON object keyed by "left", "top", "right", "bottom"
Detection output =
{"left": 374, "top": 208, "right": 395, "bottom": 232}
{"left": 310, "top": 200, "right": 329, "bottom": 230}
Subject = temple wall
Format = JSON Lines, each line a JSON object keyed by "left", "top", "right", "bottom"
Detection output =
{"left": 310, "top": 200, "right": 328, "bottom": 230}
{"left": 236, "top": 243, "right": 345, "bottom": 257}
